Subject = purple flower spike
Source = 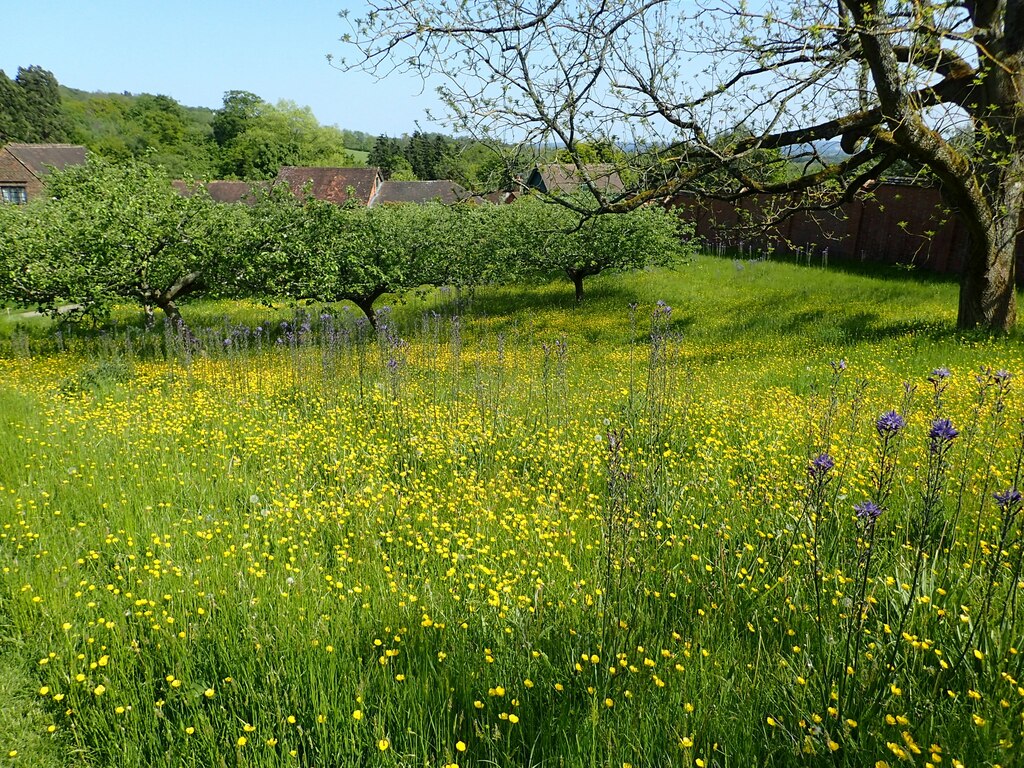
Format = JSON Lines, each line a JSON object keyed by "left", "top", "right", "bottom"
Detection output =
{"left": 830, "top": 359, "right": 847, "bottom": 373}
{"left": 928, "top": 417, "right": 959, "bottom": 451}
{"left": 928, "top": 367, "right": 951, "bottom": 384}
{"left": 809, "top": 453, "right": 835, "bottom": 478}
{"left": 875, "top": 410, "right": 906, "bottom": 436}
{"left": 993, "top": 488, "right": 1022, "bottom": 510}
{"left": 994, "top": 370, "right": 1012, "bottom": 384}
{"left": 854, "top": 500, "right": 883, "bottom": 521}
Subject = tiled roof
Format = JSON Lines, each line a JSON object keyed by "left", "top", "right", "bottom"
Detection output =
{"left": 172, "top": 179, "right": 265, "bottom": 204}
{"left": 275, "top": 167, "right": 381, "bottom": 205}
{"left": 370, "top": 180, "right": 469, "bottom": 206}
{"left": 4, "top": 143, "right": 87, "bottom": 178}
{"left": 527, "top": 163, "right": 626, "bottom": 195}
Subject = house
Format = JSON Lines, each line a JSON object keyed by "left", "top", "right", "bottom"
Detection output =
{"left": 0, "top": 143, "right": 87, "bottom": 203}
{"left": 522, "top": 163, "right": 625, "bottom": 196}
{"left": 274, "top": 166, "right": 383, "bottom": 206}
{"left": 368, "top": 180, "right": 470, "bottom": 206}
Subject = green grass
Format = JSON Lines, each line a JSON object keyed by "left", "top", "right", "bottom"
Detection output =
{"left": 346, "top": 148, "right": 370, "bottom": 165}
{"left": 0, "top": 255, "right": 1022, "bottom": 767}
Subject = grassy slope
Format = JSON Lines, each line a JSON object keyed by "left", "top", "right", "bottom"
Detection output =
{"left": 346, "top": 148, "right": 370, "bottom": 165}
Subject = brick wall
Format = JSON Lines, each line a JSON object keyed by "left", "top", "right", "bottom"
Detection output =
{"left": 671, "top": 184, "right": 1024, "bottom": 283}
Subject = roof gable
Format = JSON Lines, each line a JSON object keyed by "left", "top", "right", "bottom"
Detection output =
{"left": 275, "top": 166, "right": 382, "bottom": 205}
{"left": 4, "top": 144, "right": 87, "bottom": 179}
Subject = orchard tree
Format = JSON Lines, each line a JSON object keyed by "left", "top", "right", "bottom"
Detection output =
{"left": 242, "top": 192, "right": 455, "bottom": 324}
{"left": 341, "top": 0, "right": 1024, "bottom": 331}
{"left": 497, "top": 196, "right": 690, "bottom": 301}
{"left": 0, "top": 158, "right": 241, "bottom": 329}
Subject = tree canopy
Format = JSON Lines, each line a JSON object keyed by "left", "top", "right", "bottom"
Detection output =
{"left": 0, "top": 66, "right": 70, "bottom": 143}
{"left": 342, "top": 0, "right": 1024, "bottom": 331}
{"left": 0, "top": 157, "right": 242, "bottom": 328}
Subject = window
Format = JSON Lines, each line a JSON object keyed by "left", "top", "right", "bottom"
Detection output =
{"left": 1, "top": 186, "right": 28, "bottom": 204}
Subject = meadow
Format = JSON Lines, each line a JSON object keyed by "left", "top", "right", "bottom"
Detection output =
{"left": 1, "top": 255, "right": 1023, "bottom": 767}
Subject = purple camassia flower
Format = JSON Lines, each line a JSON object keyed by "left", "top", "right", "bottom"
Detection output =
{"left": 994, "top": 369, "right": 1012, "bottom": 384}
{"left": 655, "top": 299, "right": 672, "bottom": 318}
{"left": 808, "top": 453, "right": 835, "bottom": 478}
{"left": 928, "top": 417, "right": 959, "bottom": 449}
{"left": 831, "top": 359, "right": 847, "bottom": 373}
{"left": 854, "top": 500, "right": 883, "bottom": 521}
{"left": 875, "top": 410, "right": 906, "bottom": 436}
{"left": 928, "top": 367, "right": 952, "bottom": 384}
{"left": 993, "top": 488, "right": 1022, "bottom": 509}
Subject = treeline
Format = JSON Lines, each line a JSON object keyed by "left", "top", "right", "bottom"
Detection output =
{"left": 0, "top": 65, "right": 630, "bottom": 191}
{"left": 1, "top": 65, "right": 445, "bottom": 181}
{"left": 0, "top": 158, "right": 689, "bottom": 329}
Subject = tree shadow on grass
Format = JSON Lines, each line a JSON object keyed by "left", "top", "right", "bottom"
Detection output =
{"left": 705, "top": 249, "right": 965, "bottom": 288}
{"left": 709, "top": 294, "right": 986, "bottom": 350}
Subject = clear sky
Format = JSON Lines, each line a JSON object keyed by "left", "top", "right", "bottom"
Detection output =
{"left": 1, "top": 1, "right": 444, "bottom": 136}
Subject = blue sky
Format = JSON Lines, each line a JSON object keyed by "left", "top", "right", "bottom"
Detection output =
{"left": 2, "top": 1, "right": 444, "bottom": 135}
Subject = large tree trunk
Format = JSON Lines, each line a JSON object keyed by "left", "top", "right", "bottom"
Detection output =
{"left": 952, "top": 147, "right": 1023, "bottom": 332}
{"left": 957, "top": 212, "right": 1019, "bottom": 331}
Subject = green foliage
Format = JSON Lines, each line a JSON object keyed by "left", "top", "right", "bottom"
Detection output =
{"left": 58, "top": 84, "right": 361, "bottom": 181}
{"left": 368, "top": 135, "right": 407, "bottom": 178}
{"left": 0, "top": 66, "right": 70, "bottom": 143}
{"left": 0, "top": 71, "right": 29, "bottom": 143}
{"left": 238, "top": 189, "right": 686, "bottom": 316}
{"left": 63, "top": 88, "right": 218, "bottom": 178}
{"left": 404, "top": 130, "right": 451, "bottom": 180}
{"left": 213, "top": 95, "right": 356, "bottom": 179}
{"left": 241, "top": 193, "right": 460, "bottom": 320}
{"left": 211, "top": 90, "right": 263, "bottom": 147}
{"left": 492, "top": 196, "right": 692, "bottom": 299}
{"left": 0, "top": 158, "right": 242, "bottom": 325}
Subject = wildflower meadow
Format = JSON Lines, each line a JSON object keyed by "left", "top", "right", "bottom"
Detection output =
{"left": 1, "top": 256, "right": 1023, "bottom": 767}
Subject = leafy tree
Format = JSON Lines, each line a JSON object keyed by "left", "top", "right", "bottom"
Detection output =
{"left": 241, "top": 192, "right": 452, "bottom": 323}
{"left": 345, "top": 0, "right": 1024, "bottom": 331}
{"left": 64, "top": 91, "right": 218, "bottom": 178}
{"left": 496, "top": 196, "right": 690, "bottom": 301}
{"left": 215, "top": 95, "right": 355, "bottom": 179}
{"left": 0, "top": 71, "right": 28, "bottom": 142}
{"left": 339, "top": 128, "right": 376, "bottom": 152}
{"left": 0, "top": 158, "right": 241, "bottom": 330}
{"left": 211, "top": 90, "right": 264, "bottom": 147}
{"left": 221, "top": 124, "right": 301, "bottom": 180}
{"left": 0, "top": 66, "right": 69, "bottom": 142}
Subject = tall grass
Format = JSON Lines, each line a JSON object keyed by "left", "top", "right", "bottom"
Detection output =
{"left": 1, "top": 256, "right": 1022, "bottom": 767}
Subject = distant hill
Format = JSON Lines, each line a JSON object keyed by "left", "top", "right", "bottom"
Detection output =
{"left": 54, "top": 83, "right": 373, "bottom": 179}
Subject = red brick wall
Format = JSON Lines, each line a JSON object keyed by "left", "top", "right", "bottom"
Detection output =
{"left": 670, "top": 185, "right": 1024, "bottom": 283}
